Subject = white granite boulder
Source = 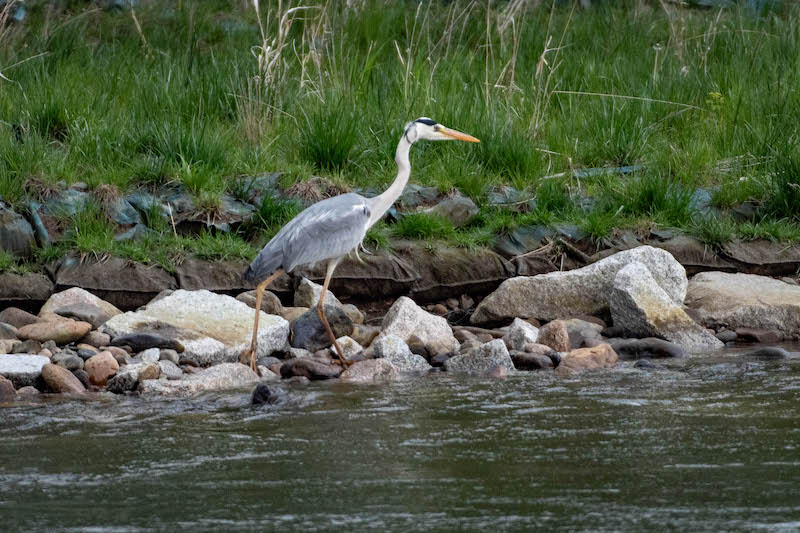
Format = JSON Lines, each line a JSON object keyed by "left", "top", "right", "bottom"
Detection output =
{"left": 610, "top": 263, "right": 723, "bottom": 352}
{"left": 382, "top": 296, "right": 459, "bottom": 352}
{"left": 503, "top": 318, "right": 539, "bottom": 351}
{"left": 138, "top": 363, "right": 260, "bottom": 397}
{"left": 0, "top": 354, "right": 50, "bottom": 388}
{"left": 444, "top": 339, "right": 515, "bottom": 375}
{"left": 472, "top": 246, "right": 687, "bottom": 324}
{"left": 373, "top": 334, "right": 432, "bottom": 374}
{"left": 102, "top": 290, "right": 289, "bottom": 366}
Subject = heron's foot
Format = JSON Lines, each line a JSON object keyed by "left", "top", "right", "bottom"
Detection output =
{"left": 240, "top": 349, "right": 257, "bottom": 372}
{"left": 337, "top": 355, "right": 353, "bottom": 367}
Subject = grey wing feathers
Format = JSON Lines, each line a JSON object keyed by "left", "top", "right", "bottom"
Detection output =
{"left": 243, "top": 193, "right": 371, "bottom": 282}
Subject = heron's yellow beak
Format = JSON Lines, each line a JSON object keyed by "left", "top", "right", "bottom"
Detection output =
{"left": 441, "top": 127, "right": 480, "bottom": 143}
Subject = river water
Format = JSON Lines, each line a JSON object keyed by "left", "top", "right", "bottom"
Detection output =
{"left": 2, "top": 348, "right": 799, "bottom": 532}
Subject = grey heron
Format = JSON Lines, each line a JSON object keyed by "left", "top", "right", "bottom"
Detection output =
{"left": 242, "top": 118, "right": 480, "bottom": 370}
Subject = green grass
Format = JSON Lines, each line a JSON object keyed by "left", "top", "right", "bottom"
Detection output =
{"left": 2, "top": 0, "right": 800, "bottom": 267}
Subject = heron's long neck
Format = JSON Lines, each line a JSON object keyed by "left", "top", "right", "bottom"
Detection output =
{"left": 367, "top": 135, "right": 412, "bottom": 227}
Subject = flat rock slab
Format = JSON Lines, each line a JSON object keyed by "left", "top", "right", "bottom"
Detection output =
{"left": 138, "top": 363, "right": 259, "bottom": 397}
{"left": 102, "top": 290, "right": 289, "bottom": 366}
{"left": 0, "top": 354, "right": 50, "bottom": 388}
{"left": 0, "top": 272, "right": 53, "bottom": 313}
{"left": 686, "top": 272, "right": 800, "bottom": 338}
{"left": 472, "top": 246, "right": 687, "bottom": 324}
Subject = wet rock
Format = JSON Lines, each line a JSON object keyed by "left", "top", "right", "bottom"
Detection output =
{"left": 290, "top": 305, "right": 353, "bottom": 353}
{"left": 744, "top": 347, "right": 789, "bottom": 359}
{"left": 503, "top": 318, "right": 539, "bottom": 351}
{"left": 633, "top": 359, "right": 667, "bottom": 371}
{"left": 17, "top": 386, "right": 39, "bottom": 396}
{"left": 77, "top": 348, "right": 99, "bottom": 361}
{"left": 53, "top": 303, "right": 111, "bottom": 329}
{"left": 17, "top": 321, "right": 92, "bottom": 345}
{"left": 110, "top": 332, "right": 184, "bottom": 353}
{"left": 382, "top": 296, "right": 459, "bottom": 352}
{"left": 251, "top": 383, "right": 285, "bottom": 405}
{"left": 351, "top": 324, "right": 381, "bottom": 347}
{"left": 430, "top": 353, "right": 452, "bottom": 367}
{"left": 279, "top": 358, "right": 342, "bottom": 380}
{"left": 328, "top": 336, "right": 363, "bottom": 360}
{"left": 424, "top": 196, "right": 479, "bottom": 227}
{"left": 0, "top": 375, "right": 17, "bottom": 401}
{"left": 51, "top": 352, "right": 84, "bottom": 371}
{"left": 107, "top": 362, "right": 161, "bottom": 393}
{"left": 159, "top": 349, "right": 180, "bottom": 364}
{"left": 510, "top": 351, "right": 554, "bottom": 370}
{"left": 0, "top": 204, "right": 36, "bottom": 257}
{"left": 0, "top": 307, "right": 40, "bottom": 329}
{"left": 715, "top": 330, "right": 737, "bottom": 343}
{"left": 555, "top": 344, "right": 619, "bottom": 376}
{"left": 473, "top": 246, "right": 687, "bottom": 324}
{"left": 294, "top": 278, "right": 342, "bottom": 308}
{"left": 0, "top": 322, "right": 17, "bottom": 340}
{"left": 73, "top": 369, "right": 91, "bottom": 389}
{"left": 40, "top": 287, "right": 122, "bottom": 320}
{"left": 11, "top": 339, "right": 42, "bottom": 354}
{"left": 686, "top": 272, "right": 800, "bottom": 339}
{"left": 84, "top": 352, "right": 119, "bottom": 386}
{"left": 485, "top": 365, "right": 509, "bottom": 378}
{"left": 444, "top": 339, "right": 515, "bottom": 375}
{"left": 236, "top": 289, "right": 283, "bottom": 316}
{"left": 139, "top": 363, "right": 259, "bottom": 396}
{"left": 103, "top": 290, "right": 290, "bottom": 365}
{"left": 537, "top": 321, "right": 570, "bottom": 352}
{"left": 340, "top": 359, "right": 399, "bottom": 383}
{"left": 80, "top": 331, "right": 111, "bottom": 348}
{"left": 607, "top": 338, "right": 688, "bottom": 360}
{"left": 41, "top": 363, "right": 86, "bottom": 394}
{"left": 734, "top": 328, "right": 783, "bottom": 344}
{"left": 157, "top": 360, "right": 183, "bottom": 380}
{"left": 610, "top": 263, "right": 723, "bottom": 352}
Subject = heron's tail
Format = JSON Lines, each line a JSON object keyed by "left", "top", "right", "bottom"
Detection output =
{"left": 244, "top": 248, "right": 283, "bottom": 283}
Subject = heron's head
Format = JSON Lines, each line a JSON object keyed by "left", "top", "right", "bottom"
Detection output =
{"left": 403, "top": 117, "right": 480, "bottom": 144}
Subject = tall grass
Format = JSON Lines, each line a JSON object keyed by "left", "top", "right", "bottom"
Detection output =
{"left": 2, "top": 0, "right": 800, "bottom": 259}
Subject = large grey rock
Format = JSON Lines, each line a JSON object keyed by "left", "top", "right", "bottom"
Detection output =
{"left": 102, "top": 290, "right": 289, "bottom": 365}
{"left": 340, "top": 359, "right": 399, "bottom": 383}
{"left": 0, "top": 354, "right": 49, "bottom": 388}
{"left": 40, "top": 287, "right": 122, "bottom": 319}
{"left": 424, "top": 196, "right": 479, "bottom": 227}
{"left": 373, "top": 334, "right": 431, "bottom": 374}
{"left": 472, "top": 246, "right": 687, "bottom": 324}
{"left": 0, "top": 205, "right": 36, "bottom": 257}
{"left": 382, "top": 296, "right": 459, "bottom": 352}
{"left": 138, "top": 363, "right": 258, "bottom": 396}
{"left": 444, "top": 339, "right": 515, "bottom": 375}
{"left": 685, "top": 272, "right": 800, "bottom": 339}
{"left": 610, "top": 263, "right": 723, "bottom": 352}
{"left": 503, "top": 318, "right": 539, "bottom": 351}
{"left": 0, "top": 322, "right": 17, "bottom": 340}
{"left": 53, "top": 303, "right": 111, "bottom": 329}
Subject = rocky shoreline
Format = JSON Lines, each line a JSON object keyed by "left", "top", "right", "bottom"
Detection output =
{"left": 1, "top": 245, "right": 798, "bottom": 402}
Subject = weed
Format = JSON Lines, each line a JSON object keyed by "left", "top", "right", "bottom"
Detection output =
{"left": 297, "top": 105, "right": 360, "bottom": 172}
{"left": 391, "top": 213, "right": 454, "bottom": 240}
{"left": 690, "top": 216, "right": 737, "bottom": 248}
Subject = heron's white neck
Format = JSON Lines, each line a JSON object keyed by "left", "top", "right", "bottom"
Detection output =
{"left": 367, "top": 134, "right": 412, "bottom": 227}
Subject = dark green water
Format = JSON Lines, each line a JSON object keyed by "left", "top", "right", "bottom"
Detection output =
{"left": 2, "top": 350, "right": 800, "bottom": 532}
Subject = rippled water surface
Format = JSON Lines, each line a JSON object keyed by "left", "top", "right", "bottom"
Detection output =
{"left": 2, "top": 349, "right": 800, "bottom": 532}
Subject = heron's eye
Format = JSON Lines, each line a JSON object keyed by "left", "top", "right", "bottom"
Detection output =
{"left": 433, "top": 125, "right": 441, "bottom": 131}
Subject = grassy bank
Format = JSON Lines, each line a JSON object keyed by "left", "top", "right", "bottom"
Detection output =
{"left": 1, "top": 0, "right": 800, "bottom": 272}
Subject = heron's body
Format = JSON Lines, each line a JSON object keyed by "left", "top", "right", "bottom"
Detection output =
{"left": 241, "top": 118, "right": 479, "bottom": 370}
{"left": 243, "top": 193, "right": 371, "bottom": 282}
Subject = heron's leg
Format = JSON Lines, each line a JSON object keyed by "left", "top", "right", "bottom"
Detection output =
{"left": 244, "top": 268, "right": 284, "bottom": 372}
{"left": 317, "top": 260, "right": 350, "bottom": 367}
